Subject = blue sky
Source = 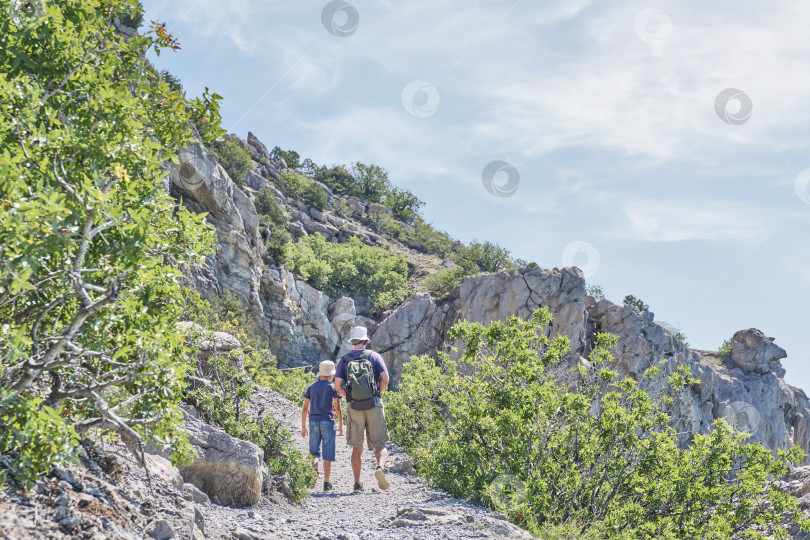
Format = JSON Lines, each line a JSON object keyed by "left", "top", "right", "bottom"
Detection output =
{"left": 142, "top": 0, "right": 810, "bottom": 392}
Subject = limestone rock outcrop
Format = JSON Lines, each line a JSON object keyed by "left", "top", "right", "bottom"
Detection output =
{"left": 178, "top": 407, "right": 264, "bottom": 507}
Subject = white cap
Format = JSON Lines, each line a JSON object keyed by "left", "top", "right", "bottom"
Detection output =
{"left": 347, "top": 326, "right": 370, "bottom": 343}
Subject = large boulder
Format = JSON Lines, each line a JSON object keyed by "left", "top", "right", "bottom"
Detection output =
{"left": 730, "top": 328, "right": 787, "bottom": 376}
{"left": 178, "top": 408, "right": 264, "bottom": 507}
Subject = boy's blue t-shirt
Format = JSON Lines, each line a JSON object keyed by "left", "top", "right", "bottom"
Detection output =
{"left": 303, "top": 379, "right": 339, "bottom": 423}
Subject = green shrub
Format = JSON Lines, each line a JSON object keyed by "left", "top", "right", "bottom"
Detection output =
{"left": 386, "top": 309, "right": 809, "bottom": 538}
{"left": 623, "top": 294, "right": 649, "bottom": 312}
{"left": 245, "top": 355, "right": 313, "bottom": 404}
{"left": 719, "top": 339, "right": 733, "bottom": 361}
{"left": 333, "top": 199, "right": 353, "bottom": 218}
{"left": 452, "top": 240, "right": 515, "bottom": 273}
{"left": 369, "top": 212, "right": 406, "bottom": 241}
{"left": 286, "top": 234, "right": 408, "bottom": 313}
{"left": 423, "top": 267, "right": 469, "bottom": 297}
{"left": 254, "top": 188, "right": 290, "bottom": 262}
{"left": 585, "top": 284, "right": 605, "bottom": 300}
{"left": 0, "top": 1, "right": 216, "bottom": 484}
{"left": 408, "top": 218, "right": 456, "bottom": 254}
{"left": 314, "top": 164, "right": 356, "bottom": 197}
{"left": 270, "top": 147, "right": 301, "bottom": 170}
{"left": 274, "top": 171, "right": 327, "bottom": 211}
{"left": 210, "top": 138, "right": 253, "bottom": 188}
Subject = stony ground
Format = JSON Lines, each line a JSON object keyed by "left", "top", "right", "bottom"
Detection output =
{"left": 201, "top": 387, "right": 533, "bottom": 540}
{"left": 0, "top": 387, "right": 533, "bottom": 540}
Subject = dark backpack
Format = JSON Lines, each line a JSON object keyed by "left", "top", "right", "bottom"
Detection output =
{"left": 343, "top": 351, "right": 377, "bottom": 409}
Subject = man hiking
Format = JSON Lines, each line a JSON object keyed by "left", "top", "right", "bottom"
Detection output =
{"left": 301, "top": 360, "right": 343, "bottom": 492}
{"left": 334, "top": 326, "right": 391, "bottom": 493}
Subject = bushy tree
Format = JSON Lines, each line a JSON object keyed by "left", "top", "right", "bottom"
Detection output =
{"left": 387, "top": 309, "right": 809, "bottom": 538}
{"left": 0, "top": 0, "right": 216, "bottom": 484}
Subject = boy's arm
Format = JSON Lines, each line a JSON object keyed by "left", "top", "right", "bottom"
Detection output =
{"left": 334, "top": 398, "right": 343, "bottom": 435}
{"left": 301, "top": 399, "right": 310, "bottom": 438}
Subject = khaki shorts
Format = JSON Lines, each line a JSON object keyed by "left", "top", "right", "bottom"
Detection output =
{"left": 345, "top": 403, "right": 390, "bottom": 449}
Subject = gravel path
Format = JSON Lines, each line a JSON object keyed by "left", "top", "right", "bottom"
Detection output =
{"left": 202, "top": 388, "right": 533, "bottom": 540}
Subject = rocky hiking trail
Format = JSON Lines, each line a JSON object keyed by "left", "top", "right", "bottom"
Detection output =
{"left": 202, "top": 388, "right": 533, "bottom": 540}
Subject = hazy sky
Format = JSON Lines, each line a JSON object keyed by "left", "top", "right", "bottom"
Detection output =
{"left": 142, "top": 0, "right": 810, "bottom": 392}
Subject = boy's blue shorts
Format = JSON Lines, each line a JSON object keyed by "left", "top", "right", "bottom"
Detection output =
{"left": 309, "top": 421, "right": 337, "bottom": 461}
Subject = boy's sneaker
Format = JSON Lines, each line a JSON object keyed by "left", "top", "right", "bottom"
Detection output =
{"left": 352, "top": 482, "right": 364, "bottom": 493}
{"left": 375, "top": 466, "right": 390, "bottom": 490}
{"left": 323, "top": 481, "right": 333, "bottom": 492}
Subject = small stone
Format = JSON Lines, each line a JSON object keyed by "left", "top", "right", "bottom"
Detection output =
{"left": 58, "top": 516, "right": 79, "bottom": 530}
{"left": 146, "top": 519, "right": 175, "bottom": 540}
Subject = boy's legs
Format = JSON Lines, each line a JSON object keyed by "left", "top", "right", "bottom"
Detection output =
{"left": 320, "top": 421, "right": 337, "bottom": 484}
{"left": 309, "top": 422, "right": 323, "bottom": 476}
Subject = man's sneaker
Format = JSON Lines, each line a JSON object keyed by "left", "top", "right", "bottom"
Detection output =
{"left": 374, "top": 467, "right": 390, "bottom": 490}
{"left": 352, "top": 482, "right": 364, "bottom": 493}
{"left": 323, "top": 481, "right": 333, "bottom": 492}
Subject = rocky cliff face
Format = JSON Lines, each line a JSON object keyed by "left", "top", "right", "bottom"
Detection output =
{"left": 169, "top": 131, "right": 810, "bottom": 461}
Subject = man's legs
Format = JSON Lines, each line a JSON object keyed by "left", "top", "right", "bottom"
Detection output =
{"left": 350, "top": 446, "right": 364, "bottom": 484}
{"left": 374, "top": 446, "right": 388, "bottom": 470}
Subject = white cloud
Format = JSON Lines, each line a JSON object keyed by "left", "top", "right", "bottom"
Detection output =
{"left": 616, "top": 201, "right": 770, "bottom": 242}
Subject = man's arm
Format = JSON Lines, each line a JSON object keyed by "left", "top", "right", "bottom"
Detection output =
{"left": 334, "top": 377, "right": 347, "bottom": 399}
{"left": 301, "top": 399, "right": 310, "bottom": 438}
{"left": 379, "top": 371, "right": 389, "bottom": 393}
{"left": 334, "top": 398, "right": 343, "bottom": 435}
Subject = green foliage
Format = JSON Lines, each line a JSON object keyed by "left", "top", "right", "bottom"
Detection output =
{"left": 408, "top": 218, "right": 456, "bottom": 254}
{"left": 452, "top": 240, "right": 516, "bottom": 273}
{"left": 333, "top": 198, "right": 353, "bottom": 218}
{"left": 286, "top": 234, "right": 408, "bottom": 313}
{"left": 624, "top": 294, "right": 649, "bottom": 312}
{"left": 270, "top": 147, "right": 301, "bottom": 170}
{"left": 160, "top": 70, "right": 183, "bottom": 93}
{"left": 118, "top": 0, "right": 143, "bottom": 28}
{"left": 314, "top": 164, "right": 355, "bottom": 197}
{"left": 187, "top": 352, "right": 315, "bottom": 501}
{"left": 0, "top": 0, "right": 216, "bottom": 484}
{"left": 369, "top": 212, "right": 406, "bottom": 241}
{"left": 383, "top": 187, "right": 424, "bottom": 221}
{"left": 246, "top": 360, "right": 313, "bottom": 405}
{"left": 719, "top": 339, "right": 733, "bottom": 361}
{"left": 0, "top": 391, "right": 79, "bottom": 488}
{"left": 586, "top": 285, "right": 605, "bottom": 300}
{"left": 209, "top": 138, "right": 253, "bottom": 188}
{"left": 423, "top": 267, "right": 469, "bottom": 297}
{"left": 274, "top": 171, "right": 327, "bottom": 211}
{"left": 387, "top": 309, "right": 809, "bottom": 538}
{"left": 254, "top": 188, "right": 290, "bottom": 262}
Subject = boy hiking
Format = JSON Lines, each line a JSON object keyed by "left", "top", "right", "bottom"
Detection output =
{"left": 301, "top": 360, "right": 343, "bottom": 492}
{"left": 334, "top": 326, "right": 391, "bottom": 493}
